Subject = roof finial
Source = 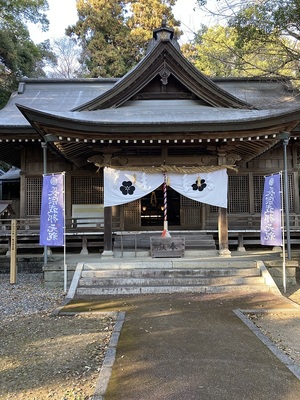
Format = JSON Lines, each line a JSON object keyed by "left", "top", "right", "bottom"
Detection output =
{"left": 153, "top": 19, "right": 174, "bottom": 42}
{"left": 147, "top": 19, "right": 180, "bottom": 53}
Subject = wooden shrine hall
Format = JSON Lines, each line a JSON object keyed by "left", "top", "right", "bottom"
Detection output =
{"left": 1, "top": 22, "right": 300, "bottom": 257}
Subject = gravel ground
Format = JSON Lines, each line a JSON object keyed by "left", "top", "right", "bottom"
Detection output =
{"left": 247, "top": 310, "right": 300, "bottom": 367}
{"left": 0, "top": 273, "right": 116, "bottom": 400}
{"left": 1, "top": 273, "right": 300, "bottom": 399}
{"left": 248, "top": 287, "right": 300, "bottom": 367}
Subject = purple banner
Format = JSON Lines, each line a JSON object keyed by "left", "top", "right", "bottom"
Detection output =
{"left": 39, "top": 174, "right": 65, "bottom": 246}
{"left": 260, "top": 174, "right": 282, "bottom": 246}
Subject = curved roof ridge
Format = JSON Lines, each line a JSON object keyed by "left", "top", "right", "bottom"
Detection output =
{"left": 72, "top": 33, "right": 255, "bottom": 112}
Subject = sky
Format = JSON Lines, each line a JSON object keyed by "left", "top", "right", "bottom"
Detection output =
{"left": 28, "top": 0, "right": 218, "bottom": 44}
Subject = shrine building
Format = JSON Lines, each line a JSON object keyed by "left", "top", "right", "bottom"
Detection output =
{"left": 1, "top": 22, "right": 300, "bottom": 257}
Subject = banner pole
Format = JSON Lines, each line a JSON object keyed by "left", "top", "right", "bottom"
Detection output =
{"left": 41, "top": 143, "right": 48, "bottom": 266}
{"left": 63, "top": 172, "right": 67, "bottom": 293}
{"left": 280, "top": 172, "right": 286, "bottom": 293}
{"left": 282, "top": 135, "right": 291, "bottom": 259}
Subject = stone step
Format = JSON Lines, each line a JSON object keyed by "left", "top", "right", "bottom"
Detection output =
{"left": 83, "top": 260, "right": 257, "bottom": 270}
{"left": 76, "top": 283, "right": 270, "bottom": 296}
{"left": 79, "top": 276, "right": 265, "bottom": 287}
{"left": 113, "top": 233, "right": 217, "bottom": 250}
{"left": 75, "top": 262, "right": 272, "bottom": 296}
{"left": 113, "top": 249, "right": 219, "bottom": 258}
{"left": 72, "top": 256, "right": 278, "bottom": 296}
{"left": 81, "top": 267, "right": 260, "bottom": 278}
{"left": 115, "top": 239, "right": 217, "bottom": 247}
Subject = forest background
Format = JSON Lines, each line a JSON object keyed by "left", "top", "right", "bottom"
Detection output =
{"left": 1, "top": 0, "right": 300, "bottom": 109}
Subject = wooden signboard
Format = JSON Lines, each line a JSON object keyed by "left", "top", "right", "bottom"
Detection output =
{"left": 150, "top": 236, "right": 185, "bottom": 258}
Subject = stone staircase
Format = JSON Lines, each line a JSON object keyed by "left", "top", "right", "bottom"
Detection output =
{"left": 113, "top": 232, "right": 217, "bottom": 257}
{"left": 70, "top": 259, "right": 277, "bottom": 297}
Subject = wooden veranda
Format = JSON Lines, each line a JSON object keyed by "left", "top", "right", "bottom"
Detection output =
{"left": 1, "top": 214, "right": 300, "bottom": 256}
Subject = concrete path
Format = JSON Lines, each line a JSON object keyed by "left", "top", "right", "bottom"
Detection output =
{"left": 65, "top": 291, "right": 300, "bottom": 400}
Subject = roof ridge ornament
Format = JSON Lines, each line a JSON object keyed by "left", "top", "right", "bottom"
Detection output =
{"left": 147, "top": 20, "right": 180, "bottom": 53}
{"left": 159, "top": 62, "right": 171, "bottom": 85}
{"left": 153, "top": 20, "right": 174, "bottom": 42}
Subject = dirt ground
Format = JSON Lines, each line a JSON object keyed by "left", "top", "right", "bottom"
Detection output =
{"left": 0, "top": 312, "right": 116, "bottom": 400}
{"left": 1, "top": 284, "right": 300, "bottom": 399}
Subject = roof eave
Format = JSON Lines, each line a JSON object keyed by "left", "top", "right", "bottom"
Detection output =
{"left": 15, "top": 104, "right": 300, "bottom": 138}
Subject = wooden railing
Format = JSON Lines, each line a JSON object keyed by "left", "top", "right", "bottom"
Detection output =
{"left": 0, "top": 217, "right": 121, "bottom": 232}
{"left": 0, "top": 217, "right": 121, "bottom": 255}
{"left": 205, "top": 213, "right": 300, "bottom": 231}
{"left": 1, "top": 214, "right": 300, "bottom": 255}
{"left": 206, "top": 213, "right": 300, "bottom": 250}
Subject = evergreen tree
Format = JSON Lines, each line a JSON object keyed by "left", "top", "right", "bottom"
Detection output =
{"left": 128, "top": 0, "right": 181, "bottom": 55}
{"left": 66, "top": 0, "right": 181, "bottom": 78}
{"left": 0, "top": 0, "right": 54, "bottom": 101}
{"left": 66, "top": 0, "right": 135, "bottom": 78}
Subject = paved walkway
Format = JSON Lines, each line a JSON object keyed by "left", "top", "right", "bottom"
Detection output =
{"left": 65, "top": 291, "right": 300, "bottom": 400}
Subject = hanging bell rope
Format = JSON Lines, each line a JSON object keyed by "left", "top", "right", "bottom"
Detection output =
{"left": 161, "top": 172, "right": 171, "bottom": 238}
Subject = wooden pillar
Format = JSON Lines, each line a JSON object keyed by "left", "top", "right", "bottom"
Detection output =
{"left": 20, "top": 148, "right": 26, "bottom": 218}
{"left": 10, "top": 219, "right": 17, "bottom": 284}
{"left": 201, "top": 204, "right": 206, "bottom": 230}
{"left": 102, "top": 206, "right": 113, "bottom": 257}
{"left": 217, "top": 150, "right": 231, "bottom": 257}
{"left": 218, "top": 207, "right": 231, "bottom": 257}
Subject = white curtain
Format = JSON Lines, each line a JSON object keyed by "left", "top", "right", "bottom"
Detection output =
{"left": 104, "top": 167, "right": 163, "bottom": 207}
{"left": 104, "top": 167, "right": 228, "bottom": 208}
{"left": 168, "top": 170, "right": 227, "bottom": 208}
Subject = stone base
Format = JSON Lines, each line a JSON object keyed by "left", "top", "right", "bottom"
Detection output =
{"left": 101, "top": 250, "right": 114, "bottom": 258}
{"left": 43, "top": 264, "right": 76, "bottom": 288}
{"left": 218, "top": 248, "right": 232, "bottom": 257}
{"left": 237, "top": 246, "right": 246, "bottom": 252}
{"left": 264, "top": 259, "right": 299, "bottom": 287}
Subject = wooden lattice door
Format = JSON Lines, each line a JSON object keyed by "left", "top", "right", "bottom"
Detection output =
{"left": 180, "top": 196, "right": 202, "bottom": 228}
{"left": 123, "top": 200, "right": 141, "bottom": 229}
{"left": 26, "top": 177, "right": 42, "bottom": 216}
{"left": 228, "top": 175, "right": 250, "bottom": 213}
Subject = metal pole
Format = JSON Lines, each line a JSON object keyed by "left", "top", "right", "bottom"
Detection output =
{"left": 41, "top": 142, "right": 48, "bottom": 265}
{"left": 63, "top": 172, "right": 67, "bottom": 293}
{"left": 280, "top": 172, "right": 286, "bottom": 293}
{"left": 282, "top": 136, "right": 291, "bottom": 259}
